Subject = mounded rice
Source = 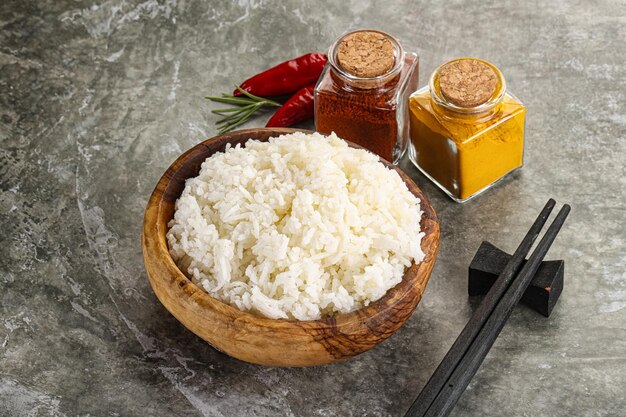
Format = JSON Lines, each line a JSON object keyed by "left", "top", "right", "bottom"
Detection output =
{"left": 166, "top": 132, "right": 424, "bottom": 320}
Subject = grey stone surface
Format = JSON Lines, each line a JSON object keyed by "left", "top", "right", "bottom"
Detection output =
{"left": 1, "top": 0, "right": 625, "bottom": 416}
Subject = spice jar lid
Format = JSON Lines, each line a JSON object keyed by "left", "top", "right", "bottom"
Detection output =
{"left": 328, "top": 29, "right": 405, "bottom": 89}
{"left": 337, "top": 31, "right": 396, "bottom": 78}
{"left": 439, "top": 59, "right": 497, "bottom": 107}
{"left": 430, "top": 58, "right": 506, "bottom": 115}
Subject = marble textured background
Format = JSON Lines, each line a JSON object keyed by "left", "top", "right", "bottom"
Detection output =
{"left": 1, "top": 0, "right": 625, "bottom": 416}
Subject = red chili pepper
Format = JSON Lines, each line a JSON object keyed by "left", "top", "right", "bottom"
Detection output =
{"left": 233, "top": 53, "right": 327, "bottom": 97}
{"left": 265, "top": 85, "right": 315, "bottom": 127}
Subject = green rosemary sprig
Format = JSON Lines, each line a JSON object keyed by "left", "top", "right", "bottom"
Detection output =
{"left": 205, "top": 86, "right": 281, "bottom": 133}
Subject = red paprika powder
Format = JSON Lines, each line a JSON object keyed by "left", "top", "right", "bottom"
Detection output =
{"left": 314, "top": 30, "right": 419, "bottom": 164}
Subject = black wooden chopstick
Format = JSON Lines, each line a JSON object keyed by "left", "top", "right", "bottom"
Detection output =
{"left": 405, "top": 199, "right": 556, "bottom": 417}
{"left": 421, "top": 203, "right": 571, "bottom": 417}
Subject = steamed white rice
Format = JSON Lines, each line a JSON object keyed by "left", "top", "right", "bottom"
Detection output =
{"left": 166, "top": 132, "right": 424, "bottom": 320}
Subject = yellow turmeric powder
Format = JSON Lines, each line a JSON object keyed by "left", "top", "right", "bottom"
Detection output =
{"left": 408, "top": 58, "right": 526, "bottom": 202}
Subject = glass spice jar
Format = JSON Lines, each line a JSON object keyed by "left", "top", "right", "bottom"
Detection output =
{"left": 314, "top": 29, "right": 419, "bottom": 164}
{"left": 408, "top": 58, "right": 526, "bottom": 202}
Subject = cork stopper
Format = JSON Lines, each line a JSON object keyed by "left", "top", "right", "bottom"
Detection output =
{"left": 439, "top": 59, "right": 498, "bottom": 107}
{"left": 337, "top": 31, "right": 395, "bottom": 78}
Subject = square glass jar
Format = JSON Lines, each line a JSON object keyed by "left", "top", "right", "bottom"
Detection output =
{"left": 315, "top": 30, "right": 419, "bottom": 164}
{"left": 408, "top": 58, "right": 526, "bottom": 202}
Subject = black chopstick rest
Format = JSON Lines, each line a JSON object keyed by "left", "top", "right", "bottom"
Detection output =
{"left": 469, "top": 241, "right": 564, "bottom": 317}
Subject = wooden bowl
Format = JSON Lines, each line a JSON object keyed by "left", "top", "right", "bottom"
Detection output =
{"left": 142, "top": 128, "right": 439, "bottom": 367}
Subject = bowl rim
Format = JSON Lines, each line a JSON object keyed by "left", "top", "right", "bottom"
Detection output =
{"left": 143, "top": 128, "right": 439, "bottom": 333}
